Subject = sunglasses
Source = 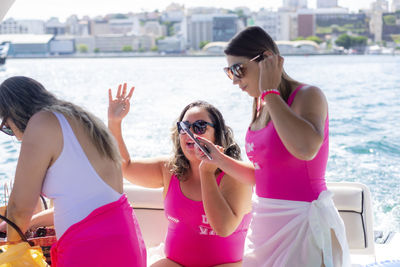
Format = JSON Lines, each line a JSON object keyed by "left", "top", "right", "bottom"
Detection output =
{"left": 0, "top": 118, "right": 14, "bottom": 136}
{"left": 223, "top": 53, "right": 264, "bottom": 80}
{"left": 177, "top": 120, "right": 214, "bottom": 135}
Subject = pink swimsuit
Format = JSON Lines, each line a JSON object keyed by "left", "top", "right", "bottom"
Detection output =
{"left": 245, "top": 85, "right": 328, "bottom": 202}
{"left": 164, "top": 172, "right": 252, "bottom": 267}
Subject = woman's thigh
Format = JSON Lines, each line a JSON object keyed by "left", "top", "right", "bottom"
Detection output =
{"left": 215, "top": 261, "right": 242, "bottom": 267}
{"left": 151, "top": 258, "right": 182, "bottom": 267}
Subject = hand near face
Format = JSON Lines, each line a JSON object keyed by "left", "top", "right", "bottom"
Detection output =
{"left": 108, "top": 83, "right": 134, "bottom": 123}
{"left": 194, "top": 136, "right": 224, "bottom": 175}
{"left": 258, "top": 51, "right": 284, "bottom": 92}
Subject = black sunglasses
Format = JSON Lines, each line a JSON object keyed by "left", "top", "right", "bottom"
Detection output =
{"left": 0, "top": 118, "right": 14, "bottom": 136}
{"left": 177, "top": 120, "right": 214, "bottom": 135}
{"left": 223, "top": 53, "right": 264, "bottom": 80}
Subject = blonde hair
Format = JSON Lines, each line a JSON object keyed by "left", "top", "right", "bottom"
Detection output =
{"left": 0, "top": 76, "right": 120, "bottom": 164}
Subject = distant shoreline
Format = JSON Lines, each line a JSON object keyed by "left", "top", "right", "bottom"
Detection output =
{"left": 5, "top": 52, "right": 399, "bottom": 60}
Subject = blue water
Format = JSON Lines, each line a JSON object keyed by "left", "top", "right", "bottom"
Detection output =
{"left": 0, "top": 55, "right": 399, "bottom": 232}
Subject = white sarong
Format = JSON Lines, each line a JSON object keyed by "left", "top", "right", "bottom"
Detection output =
{"left": 244, "top": 190, "right": 351, "bottom": 267}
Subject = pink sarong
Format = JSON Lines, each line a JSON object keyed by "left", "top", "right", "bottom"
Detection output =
{"left": 50, "top": 194, "right": 146, "bottom": 267}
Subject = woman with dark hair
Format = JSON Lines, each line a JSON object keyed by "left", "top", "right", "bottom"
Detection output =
{"left": 196, "top": 26, "right": 351, "bottom": 266}
{"left": 108, "top": 83, "right": 252, "bottom": 267}
{"left": 0, "top": 76, "right": 146, "bottom": 266}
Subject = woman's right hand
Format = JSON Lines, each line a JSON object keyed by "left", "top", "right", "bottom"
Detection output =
{"left": 258, "top": 51, "right": 284, "bottom": 92}
{"left": 108, "top": 83, "right": 134, "bottom": 123}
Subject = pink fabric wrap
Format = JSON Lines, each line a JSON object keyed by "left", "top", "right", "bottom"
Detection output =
{"left": 50, "top": 194, "right": 146, "bottom": 267}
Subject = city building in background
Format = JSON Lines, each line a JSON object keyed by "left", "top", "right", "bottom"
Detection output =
{"left": 317, "top": 0, "right": 338, "bottom": 9}
{"left": 1, "top": 0, "right": 400, "bottom": 55}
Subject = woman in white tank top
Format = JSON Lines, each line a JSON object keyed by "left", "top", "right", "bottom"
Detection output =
{"left": 0, "top": 76, "right": 146, "bottom": 266}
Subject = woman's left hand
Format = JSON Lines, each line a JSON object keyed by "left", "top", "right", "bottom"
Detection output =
{"left": 258, "top": 51, "right": 284, "bottom": 92}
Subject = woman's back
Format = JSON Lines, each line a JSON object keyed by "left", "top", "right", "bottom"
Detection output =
{"left": 42, "top": 112, "right": 122, "bottom": 238}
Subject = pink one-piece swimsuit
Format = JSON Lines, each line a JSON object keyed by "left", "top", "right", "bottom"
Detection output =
{"left": 245, "top": 85, "right": 329, "bottom": 202}
{"left": 164, "top": 172, "right": 252, "bottom": 266}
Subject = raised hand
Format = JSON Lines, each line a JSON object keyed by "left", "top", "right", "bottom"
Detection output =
{"left": 108, "top": 83, "right": 134, "bottom": 123}
{"left": 194, "top": 136, "right": 224, "bottom": 174}
{"left": 258, "top": 51, "right": 284, "bottom": 92}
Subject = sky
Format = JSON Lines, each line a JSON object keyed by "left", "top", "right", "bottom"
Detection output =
{"left": 5, "top": 0, "right": 378, "bottom": 21}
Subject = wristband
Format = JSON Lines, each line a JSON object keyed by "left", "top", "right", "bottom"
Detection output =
{"left": 261, "top": 89, "right": 280, "bottom": 100}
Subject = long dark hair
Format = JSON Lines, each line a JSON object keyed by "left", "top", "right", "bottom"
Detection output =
{"left": 170, "top": 101, "right": 241, "bottom": 181}
{"left": 0, "top": 76, "right": 120, "bottom": 164}
{"left": 224, "top": 26, "right": 300, "bottom": 122}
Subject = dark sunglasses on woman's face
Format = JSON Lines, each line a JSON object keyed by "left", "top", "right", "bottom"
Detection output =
{"left": 177, "top": 120, "right": 215, "bottom": 135}
{"left": 0, "top": 119, "right": 14, "bottom": 136}
{"left": 223, "top": 53, "right": 264, "bottom": 80}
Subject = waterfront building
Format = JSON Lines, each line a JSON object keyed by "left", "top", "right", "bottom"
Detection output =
{"left": 392, "top": 0, "right": 400, "bottom": 11}
{"left": 0, "top": 34, "right": 53, "bottom": 56}
{"left": 49, "top": 35, "right": 75, "bottom": 55}
{"left": 187, "top": 14, "right": 237, "bottom": 50}
{"left": 282, "top": 0, "right": 308, "bottom": 11}
{"left": 157, "top": 36, "right": 185, "bottom": 53}
{"left": 45, "top": 17, "right": 66, "bottom": 35}
{"left": 317, "top": 0, "right": 338, "bottom": 8}
{"left": 297, "top": 9, "right": 315, "bottom": 38}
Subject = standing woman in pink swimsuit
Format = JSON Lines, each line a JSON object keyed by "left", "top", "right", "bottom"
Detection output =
{"left": 196, "top": 26, "right": 351, "bottom": 267}
{"left": 108, "top": 85, "right": 252, "bottom": 267}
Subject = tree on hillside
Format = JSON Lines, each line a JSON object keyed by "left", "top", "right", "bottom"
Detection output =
{"left": 199, "top": 41, "right": 210, "bottom": 49}
{"left": 77, "top": 44, "right": 88, "bottom": 53}
{"left": 122, "top": 45, "right": 133, "bottom": 52}
{"left": 335, "top": 34, "right": 367, "bottom": 49}
{"left": 383, "top": 15, "right": 396, "bottom": 25}
{"left": 335, "top": 34, "right": 352, "bottom": 49}
{"left": 306, "top": 36, "right": 323, "bottom": 44}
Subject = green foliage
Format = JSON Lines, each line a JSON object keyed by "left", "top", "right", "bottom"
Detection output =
{"left": 199, "top": 41, "right": 210, "bottom": 49}
{"left": 162, "top": 21, "right": 175, "bottom": 36}
{"left": 316, "top": 22, "right": 368, "bottom": 35}
{"left": 151, "top": 46, "right": 158, "bottom": 52}
{"left": 316, "top": 26, "right": 332, "bottom": 34}
{"left": 235, "top": 9, "right": 245, "bottom": 18}
{"left": 138, "top": 47, "right": 145, "bottom": 53}
{"left": 122, "top": 45, "right": 133, "bottom": 52}
{"left": 352, "top": 35, "right": 367, "bottom": 47}
{"left": 391, "top": 34, "right": 400, "bottom": 44}
{"left": 94, "top": 48, "right": 100, "bottom": 53}
{"left": 335, "top": 34, "right": 367, "bottom": 49}
{"left": 383, "top": 15, "right": 396, "bottom": 25}
{"left": 77, "top": 44, "right": 88, "bottom": 53}
{"left": 306, "top": 36, "right": 323, "bottom": 44}
{"left": 335, "top": 34, "right": 352, "bottom": 49}
{"left": 293, "top": 36, "right": 305, "bottom": 41}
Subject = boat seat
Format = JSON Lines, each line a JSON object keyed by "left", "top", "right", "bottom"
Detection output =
{"left": 327, "top": 182, "right": 375, "bottom": 258}
{"left": 124, "top": 185, "right": 167, "bottom": 248}
{"left": 125, "top": 182, "right": 376, "bottom": 259}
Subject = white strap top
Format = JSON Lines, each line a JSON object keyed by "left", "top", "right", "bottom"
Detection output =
{"left": 42, "top": 112, "right": 121, "bottom": 239}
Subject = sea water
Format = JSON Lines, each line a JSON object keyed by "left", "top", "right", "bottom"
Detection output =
{"left": 0, "top": 55, "right": 399, "bottom": 232}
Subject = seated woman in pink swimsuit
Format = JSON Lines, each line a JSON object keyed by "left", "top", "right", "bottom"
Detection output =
{"left": 108, "top": 84, "right": 253, "bottom": 267}
{"left": 196, "top": 27, "right": 351, "bottom": 267}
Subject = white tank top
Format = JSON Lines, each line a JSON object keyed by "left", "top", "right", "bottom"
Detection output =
{"left": 42, "top": 112, "right": 121, "bottom": 239}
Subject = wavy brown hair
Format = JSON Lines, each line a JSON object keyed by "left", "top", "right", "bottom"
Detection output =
{"left": 169, "top": 101, "right": 241, "bottom": 181}
{"left": 224, "top": 26, "right": 300, "bottom": 123}
{"left": 0, "top": 76, "right": 120, "bottom": 164}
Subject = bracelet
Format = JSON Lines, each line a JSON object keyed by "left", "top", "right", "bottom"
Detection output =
{"left": 261, "top": 89, "right": 280, "bottom": 100}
